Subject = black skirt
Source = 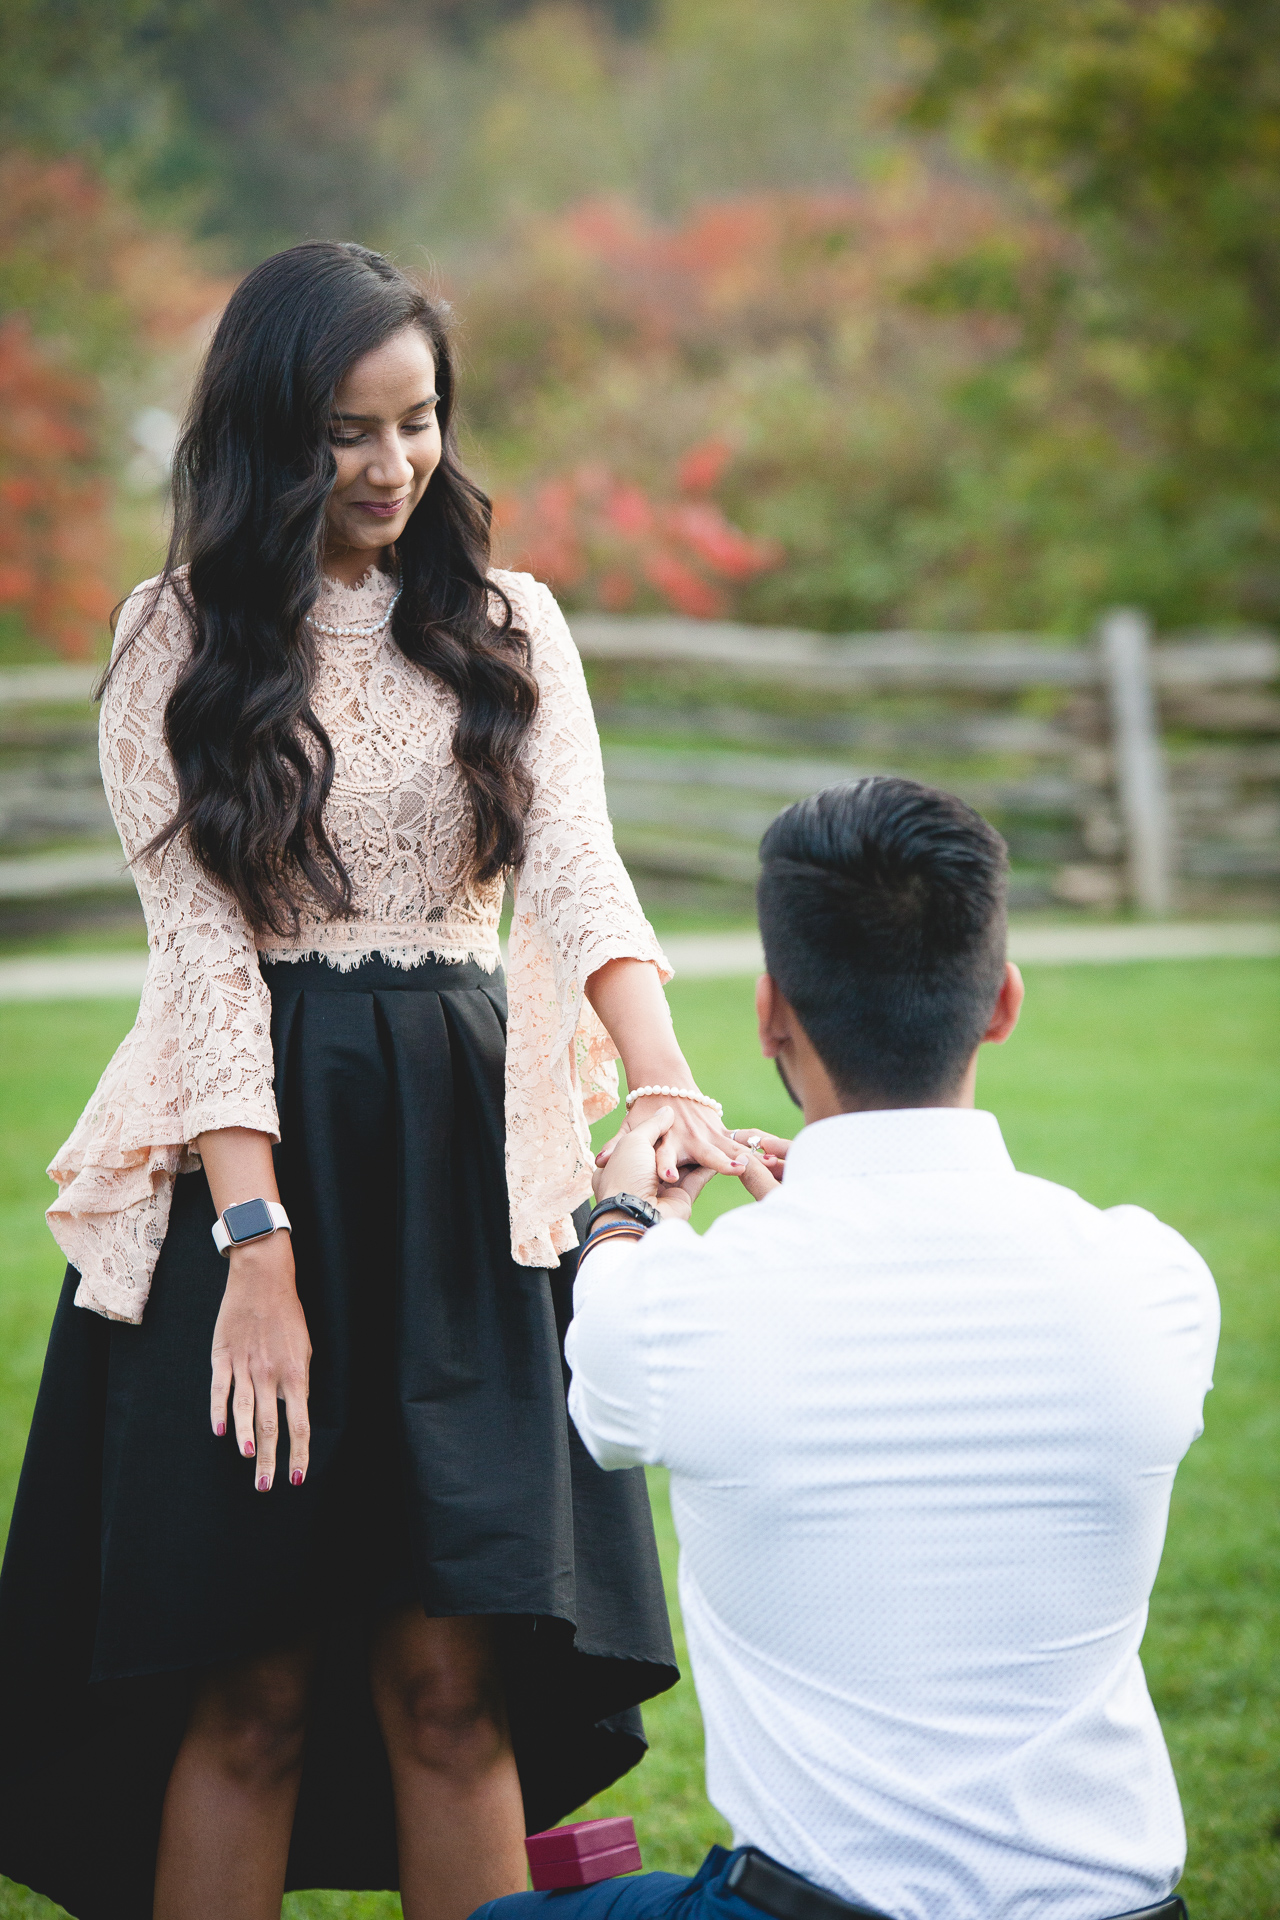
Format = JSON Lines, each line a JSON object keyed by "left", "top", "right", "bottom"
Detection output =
{"left": 0, "top": 953, "right": 677, "bottom": 1920}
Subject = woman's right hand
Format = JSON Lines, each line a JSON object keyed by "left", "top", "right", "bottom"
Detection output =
{"left": 210, "top": 1236, "right": 311, "bottom": 1492}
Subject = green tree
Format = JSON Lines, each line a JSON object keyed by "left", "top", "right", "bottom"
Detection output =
{"left": 903, "top": 0, "right": 1280, "bottom": 623}
{"left": 0, "top": 1, "right": 661, "bottom": 258}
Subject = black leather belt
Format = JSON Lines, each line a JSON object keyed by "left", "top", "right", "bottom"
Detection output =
{"left": 725, "top": 1849, "right": 894, "bottom": 1920}
{"left": 723, "top": 1847, "right": 1188, "bottom": 1920}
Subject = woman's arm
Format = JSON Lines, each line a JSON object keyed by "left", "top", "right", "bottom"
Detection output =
{"left": 507, "top": 575, "right": 740, "bottom": 1222}
{"left": 100, "top": 581, "right": 307, "bottom": 1481}
{"left": 196, "top": 1127, "right": 310, "bottom": 1492}
{"left": 585, "top": 957, "right": 745, "bottom": 1183}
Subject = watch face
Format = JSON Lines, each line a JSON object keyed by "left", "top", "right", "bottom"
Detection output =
{"left": 223, "top": 1198, "right": 275, "bottom": 1244}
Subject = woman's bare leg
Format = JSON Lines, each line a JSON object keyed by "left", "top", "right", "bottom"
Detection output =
{"left": 370, "top": 1610, "right": 527, "bottom": 1920}
{"left": 153, "top": 1636, "right": 317, "bottom": 1920}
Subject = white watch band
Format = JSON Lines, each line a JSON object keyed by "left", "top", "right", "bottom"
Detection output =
{"left": 212, "top": 1199, "right": 292, "bottom": 1256}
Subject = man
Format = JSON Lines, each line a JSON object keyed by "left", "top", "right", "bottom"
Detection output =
{"left": 478, "top": 777, "right": 1218, "bottom": 1920}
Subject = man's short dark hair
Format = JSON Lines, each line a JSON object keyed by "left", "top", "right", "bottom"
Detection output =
{"left": 757, "top": 777, "right": 1009, "bottom": 1105}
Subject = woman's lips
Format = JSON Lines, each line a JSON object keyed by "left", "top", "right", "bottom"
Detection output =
{"left": 354, "top": 498, "right": 408, "bottom": 518}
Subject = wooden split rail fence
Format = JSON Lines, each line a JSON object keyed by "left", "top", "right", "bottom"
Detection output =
{"left": 575, "top": 608, "right": 1280, "bottom": 914}
{"left": 1, "top": 609, "right": 1277, "bottom": 931}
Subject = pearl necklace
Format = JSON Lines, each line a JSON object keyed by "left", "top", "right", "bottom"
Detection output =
{"left": 308, "top": 586, "right": 401, "bottom": 639}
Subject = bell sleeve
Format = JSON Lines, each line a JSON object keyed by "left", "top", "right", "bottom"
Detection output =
{"left": 46, "top": 575, "right": 279, "bottom": 1324}
{"left": 502, "top": 573, "right": 671, "bottom": 1266}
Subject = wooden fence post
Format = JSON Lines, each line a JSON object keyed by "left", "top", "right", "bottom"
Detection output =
{"left": 1100, "top": 609, "right": 1175, "bottom": 915}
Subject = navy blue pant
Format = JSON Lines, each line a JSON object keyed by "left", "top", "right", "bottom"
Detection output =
{"left": 472, "top": 1846, "right": 770, "bottom": 1920}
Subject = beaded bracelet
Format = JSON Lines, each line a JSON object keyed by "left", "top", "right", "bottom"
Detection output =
{"left": 585, "top": 1220, "right": 648, "bottom": 1246}
{"left": 579, "top": 1221, "right": 647, "bottom": 1264}
{"left": 624, "top": 1083, "right": 724, "bottom": 1116}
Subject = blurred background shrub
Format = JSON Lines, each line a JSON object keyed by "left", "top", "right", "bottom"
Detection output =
{"left": 2, "top": 0, "right": 1279, "bottom": 654}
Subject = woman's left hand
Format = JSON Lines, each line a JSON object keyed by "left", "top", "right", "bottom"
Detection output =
{"left": 583, "top": 956, "right": 745, "bottom": 1182}
{"left": 727, "top": 1127, "right": 790, "bottom": 1179}
{"left": 592, "top": 1106, "right": 719, "bottom": 1222}
{"left": 596, "top": 1093, "right": 746, "bottom": 1185}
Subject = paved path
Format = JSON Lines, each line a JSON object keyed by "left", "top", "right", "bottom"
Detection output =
{"left": 0, "top": 953, "right": 150, "bottom": 1001}
{"left": 659, "top": 920, "right": 1280, "bottom": 978}
{"left": 0, "top": 921, "right": 1276, "bottom": 1003}
{"left": 0, "top": 850, "right": 134, "bottom": 900}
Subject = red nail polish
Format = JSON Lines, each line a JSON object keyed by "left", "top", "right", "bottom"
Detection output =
{"left": 244, "top": 1441, "right": 255, "bottom": 1457}
{"left": 257, "top": 1474, "right": 270, "bottom": 1492}
{"left": 291, "top": 1469, "right": 303, "bottom": 1486}
{"left": 215, "top": 1422, "right": 225, "bottom": 1437}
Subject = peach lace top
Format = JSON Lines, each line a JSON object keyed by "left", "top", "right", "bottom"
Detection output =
{"left": 47, "top": 565, "right": 670, "bottom": 1324}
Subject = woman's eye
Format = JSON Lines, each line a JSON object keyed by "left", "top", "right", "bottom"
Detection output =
{"left": 405, "top": 414, "right": 436, "bottom": 433}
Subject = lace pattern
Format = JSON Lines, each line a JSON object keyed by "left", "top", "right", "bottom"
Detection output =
{"left": 47, "top": 565, "right": 668, "bottom": 1321}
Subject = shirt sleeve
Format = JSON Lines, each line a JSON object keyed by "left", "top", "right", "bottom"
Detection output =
{"left": 1103, "top": 1203, "right": 1221, "bottom": 1430}
{"left": 97, "top": 575, "right": 278, "bottom": 1142}
{"left": 565, "top": 1235, "right": 659, "bottom": 1469}
{"left": 510, "top": 573, "right": 670, "bottom": 1039}
{"left": 46, "top": 575, "right": 278, "bottom": 1323}
{"left": 500, "top": 572, "right": 672, "bottom": 1264}
{"left": 565, "top": 1215, "right": 706, "bottom": 1469}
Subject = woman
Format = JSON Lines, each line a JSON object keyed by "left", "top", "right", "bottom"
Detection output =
{"left": 0, "top": 242, "right": 743, "bottom": 1920}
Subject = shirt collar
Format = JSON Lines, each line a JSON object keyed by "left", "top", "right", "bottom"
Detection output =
{"left": 313, "top": 564, "right": 399, "bottom": 625}
{"left": 781, "top": 1107, "right": 1015, "bottom": 1185}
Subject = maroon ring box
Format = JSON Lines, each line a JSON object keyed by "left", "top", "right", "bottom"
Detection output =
{"left": 525, "top": 1816, "right": 643, "bottom": 1890}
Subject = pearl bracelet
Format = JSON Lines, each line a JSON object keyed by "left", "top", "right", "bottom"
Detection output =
{"left": 624, "top": 1083, "right": 724, "bottom": 1116}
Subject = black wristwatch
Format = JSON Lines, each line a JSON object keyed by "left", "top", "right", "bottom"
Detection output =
{"left": 587, "top": 1192, "right": 661, "bottom": 1232}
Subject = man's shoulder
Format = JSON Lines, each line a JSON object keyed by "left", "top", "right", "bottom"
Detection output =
{"left": 1002, "top": 1172, "right": 1218, "bottom": 1376}
{"left": 1012, "top": 1171, "right": 1209, "bottom": 1265}
{"left": 640, "top": 1169, "right": 1213, "bottom": 1294}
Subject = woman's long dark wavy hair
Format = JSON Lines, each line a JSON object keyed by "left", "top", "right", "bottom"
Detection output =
{"left": 116, "top": 240, "right": 538, "bottom": 936}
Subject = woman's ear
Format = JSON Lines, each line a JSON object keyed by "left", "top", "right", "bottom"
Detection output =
{"left": 982, "top": 962, "right": 1025, "bottom": 1046}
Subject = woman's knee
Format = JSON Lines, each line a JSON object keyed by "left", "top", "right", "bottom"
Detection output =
{"left": 390, "top": 1657, "right": 510, "bottom": 1776}
{"left": 375, "top": 1616, "right": 510, "bottom": 1778}
{"left": 191, "top": 1649, "right": 313, "bottom": 1791}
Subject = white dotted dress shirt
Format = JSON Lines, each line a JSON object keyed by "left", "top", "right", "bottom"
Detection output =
{"left": 566, "top": 1108, "right": 1218, "bottom": 1920}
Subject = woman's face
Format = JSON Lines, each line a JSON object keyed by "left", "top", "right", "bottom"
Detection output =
{"left": 323, "top": 324, "right": 442, "bottom": 580}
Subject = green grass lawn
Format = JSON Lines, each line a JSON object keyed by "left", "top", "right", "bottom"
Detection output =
{"left": 0, "top": 959, "right": 1276, "bottom": 1918}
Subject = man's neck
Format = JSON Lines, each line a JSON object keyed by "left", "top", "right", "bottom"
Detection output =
{"left": 791, "top": 1054, "right": 977, "bottom": 1129}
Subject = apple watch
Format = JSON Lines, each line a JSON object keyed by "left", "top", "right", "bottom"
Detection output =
{"left": 211, "top": 1197, "right": 292, "bottom": 1257}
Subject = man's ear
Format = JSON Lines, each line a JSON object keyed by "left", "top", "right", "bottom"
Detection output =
{"left": 982, "top": 961, "right": 1024, "bottom": 1046}
{"left": 756, "top": 972, "right": 787, "bottom": 1059}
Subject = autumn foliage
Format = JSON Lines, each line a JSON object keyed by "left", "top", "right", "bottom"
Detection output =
{"left": 0, "top": 319, "right": 115, "bottom": 656}
{"left": 472, "top": 179, "right": 1068, "bottom": 628}
{"left": 0, "top": 153, "right": 222, "bottom": 656}
{"left": 496, "top": 448, "right": 781, "bottom": 618}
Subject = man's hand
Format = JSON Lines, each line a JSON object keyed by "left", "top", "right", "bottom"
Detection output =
{"left": 597, "top": 1094, "right": 744, "bottom": 1185}
{"left": 735, "top": 1153, "right": 781, "bottom": 1201}
{"left": 593, "top": 1105, "right": 718, "bottom": 1225}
